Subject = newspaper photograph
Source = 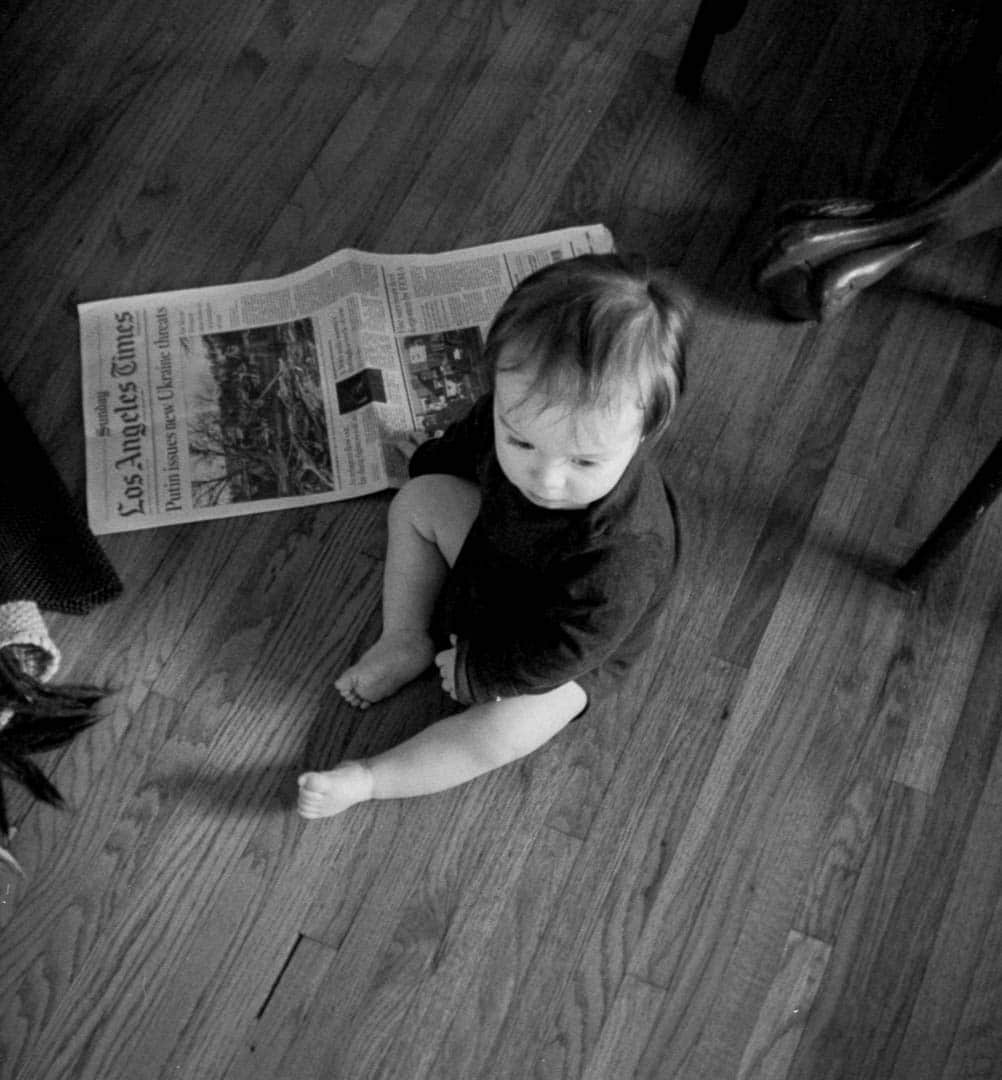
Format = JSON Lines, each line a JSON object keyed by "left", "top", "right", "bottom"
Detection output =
{"left": 78, "top": 224, "right": 614, "bottom": 533}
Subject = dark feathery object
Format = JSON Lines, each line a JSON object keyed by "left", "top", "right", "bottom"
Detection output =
{"left": 0, "top": 647, "right": 107, "bottom": 850}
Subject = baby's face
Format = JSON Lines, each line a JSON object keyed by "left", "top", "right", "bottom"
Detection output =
{"left": 493, "top": 367, "right": 644, "bottom": 510}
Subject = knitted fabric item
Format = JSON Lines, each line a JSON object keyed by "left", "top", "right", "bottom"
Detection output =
{"left": 0, "top": 601, "right": 60, "bottom": 681}
{"left": 0, "top": 600, "right": 60, "bottom": 727}
{"left": 0, "top": 374, "right": 122, "bottom": 613}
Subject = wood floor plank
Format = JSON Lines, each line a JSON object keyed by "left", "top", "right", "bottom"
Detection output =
{"left": 633, "top": 471, "right": 873, "bottom": 939}
{"left": 220, "top": 933, "right": 339, "bottom": 1080}
{"left": 793, "top": 634, "right": 914, "bottom": 942}
{"left": 543, "top": 49, "right": 688, "bottom": 247}
{"left": 579, "top": 974, "right": 666, "bottom": 1080}
{"left": 893, "top": 506, "right": 1002, "bottom": 794}
{"left": 457, "top": 9, "right": 691, "bottom": 246}
{"left": 735, "top": 930, "right": 832, "bottom": 1080}
{"left": 379, "top": 0, "right": 602, "bottom": 250}
{"left": 2, "top": 0, "right": 301, "bottom": 381}
{"left": 942, "top": 890, "right": 1002, "bottom": 1080}
{"left": 632, "top": 316, "right": 823, "bottom": 670}
{"left": 235, "top": 1, "right": 524, "bottom": 280}
{"left": 721, "top": 0, "right": 951, "bottom": 197}
{"left": 835, "top": 297, "right": 969, "bottom": 489}
{"left": 788, "top": 596, "right": 1002, "bottom": 1080}
{"left": 891, "top": 709, "right": 1002, "bottom": 1080}
{"left": 342, "top": 0, "right": 426, "bottom": 70}
{"left": 712, "top": 301, "right": 901, "bottom": 666}
{"left": 465, "top": 651, "right": 745, "bottom": 1079}
{"left": 761, "top": 780, "right": 924, "bottom": 1080}
{"left": 892, "top": 243, "right": 1002, "bottom": 540}
{"left": 385, "top": 825, "right": 582, "bottom": 1080}
{"left": 148, "top": 811, "right": 417, "bottom": 1080}
{"left": 66, "top": 3, "right": 373, "bottom": 302}
{"left": 622, "top": 474, "right": 909, "bottom": 1077}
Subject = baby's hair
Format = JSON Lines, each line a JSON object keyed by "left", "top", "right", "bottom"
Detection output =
{"left": 485, "top": 252, "right": 692, "bottom": 440}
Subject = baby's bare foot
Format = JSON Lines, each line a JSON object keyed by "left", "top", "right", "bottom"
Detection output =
{"left": 297, "top": 761, "right": 373, "bottom": 819}
{"left": 334, "top": 629, "right": 435, "bottom": 708}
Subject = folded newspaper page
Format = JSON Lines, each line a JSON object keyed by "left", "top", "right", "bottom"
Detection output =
{"left": 78, "top": 224, "right": 614, "bottom": 534}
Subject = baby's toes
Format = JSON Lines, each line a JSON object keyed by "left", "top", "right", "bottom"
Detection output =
{"left": 334, "top": 673, "right": 371, "bottom": 710}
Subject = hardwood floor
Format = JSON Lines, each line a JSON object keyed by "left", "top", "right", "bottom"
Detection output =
{"left": 2, "top": 1, "right": 1001, "bottom": 1077}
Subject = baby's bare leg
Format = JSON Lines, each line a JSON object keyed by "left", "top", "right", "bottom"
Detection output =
{"left": 335, "top": 474, "right": 480, "bottom": 707}
{"left": 299, "top": 681, "right": 587, "bottom": 818}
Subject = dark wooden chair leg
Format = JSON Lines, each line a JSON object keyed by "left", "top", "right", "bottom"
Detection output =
{"left": 755, "top": 128, "right": 1002, "bottom": 320}
{"left": 896, "top": 438, "right": 1002, "bottom": 589}
{"left": 675, "top": 0, "right": 751, "bottom": 96}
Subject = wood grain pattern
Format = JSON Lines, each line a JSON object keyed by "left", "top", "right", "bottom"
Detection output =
{"left": 892, "top": 720, "right": 1002, "bottom": 1080}
{"left": 736, "top": 930, "right": 831, "bottom": 1080}
{"left": 2, "top": 0, "right": 1001, "bottom": 1078}
{"left": 789, "top": 597, "right": 1002, "bottom": 1080}
{"left": 580, "top": 974, "right": 667, "bottom": 1080}
{"left": 475, "top": 652, "right": 744, "bottom": 1080}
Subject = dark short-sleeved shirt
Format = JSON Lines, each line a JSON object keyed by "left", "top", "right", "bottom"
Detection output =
{"left": 409, "top": 393, "right": 678, "bottom": 708}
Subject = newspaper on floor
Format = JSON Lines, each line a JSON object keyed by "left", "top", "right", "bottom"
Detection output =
{"left": 78, "top": 224, "right": 613, "bottom": 534}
